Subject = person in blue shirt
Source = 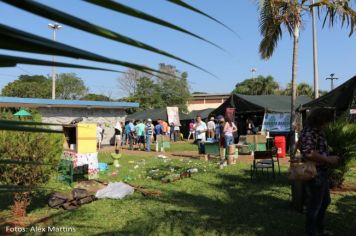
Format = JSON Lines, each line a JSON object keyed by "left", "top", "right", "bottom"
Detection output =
{"left": 125, "top": 120, "right": 135, "bottom": 150}
{"left": 123, "top": 121, "right": 130, "bottom": 146}
{"left": 154, "top": 120, "right": 163, "bottom": 143}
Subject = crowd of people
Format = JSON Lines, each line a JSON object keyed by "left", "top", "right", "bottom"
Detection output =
{"left": 96, "top": 119, "right": 183, "bottom": 152}
{"left": 95, "top": 115, "right": 258, "bottom": 153}
{"left": 189, "top": 115, "right": 238, "bottom": 154}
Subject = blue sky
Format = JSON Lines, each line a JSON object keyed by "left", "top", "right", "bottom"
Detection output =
{"left": 0, "top": 0, "right": 355, "bottom": 98}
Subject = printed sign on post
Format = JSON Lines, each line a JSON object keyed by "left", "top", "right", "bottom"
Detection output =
{"left": 261, "top": 113, "right": 291, "bottom": 132}
{"left": 167, "top": 107, "right": 181, "bottom": 126}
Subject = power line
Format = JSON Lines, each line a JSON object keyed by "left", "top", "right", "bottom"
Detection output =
{"left": 17, "top": 66, "right": 33, "bottom": 75}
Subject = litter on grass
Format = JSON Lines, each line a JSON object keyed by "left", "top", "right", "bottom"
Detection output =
{"left": 95, "top": 182, "right": 134, "bottom": 199}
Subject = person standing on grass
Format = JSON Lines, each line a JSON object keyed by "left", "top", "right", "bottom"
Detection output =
{"left": 96, "top": 123, "right": 103, "bottom": 150}
{"left": 187, "top": 120, "right": 195, "bottom": 141}
{"left": 136, "top": 120, "right": 146, "bottom": 151}
{"left": 215, "top": 115, "right": 225, "bottom": 141}
{"left": 169, "top": 122, "right": 175, "bottom": 141}
{"left": 174, "top": 123, "right": 180, "bottom": 142}
{"left": 207, "top": 117, "right": 216, "bottom": 139}
{"left": 127, "top": 120, "right": 135, "bottom": 150}
{"left": 154, "top": 120, "right": 163, "bottom": 142}
{"left": 161, "top": 120, "right": 168, "bottom": 136}
{"left": 194, "top": 115, "right": 207, "bottom": 154}
{"left": 114, "top": 121, "right": 122, "bottom": 150}
{"left": 300, "top": 108, "right": 339, "bottom": 236}
{"left": 145, "top": 118, "right": 154, "bottom": 152}
{"left": 223, "top": 117, "right": 237, "bottom": 148}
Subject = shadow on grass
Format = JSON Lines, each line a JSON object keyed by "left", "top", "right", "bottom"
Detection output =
{"left": 326, "top": 194, "right": 356, "bottom": 235}
{"left": 96, "top": 170, "right": 304, "bottom": 236}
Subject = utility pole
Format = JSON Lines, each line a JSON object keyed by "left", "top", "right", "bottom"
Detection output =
{"left": 250, "top": 68, "right": 257, "bottom": 95}
{"left": 48, "top": 23, "right": 62, "bottom": 100}
{"left": 326, "top": 73, "right": 338, "bottom": 91}
{"left": 311, "top": 0, "right": 319, "bottom": 99}
{"left": 250, "top": 68, "right": 256, "bottom": 79}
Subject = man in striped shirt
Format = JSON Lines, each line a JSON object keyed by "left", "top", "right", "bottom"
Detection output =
{"left": 145, "top": 118, "right": 154, "bottom": 152}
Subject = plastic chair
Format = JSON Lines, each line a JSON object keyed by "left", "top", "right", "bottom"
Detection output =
{"left": 250, "top": 150, "right": 275, "bottom": 180}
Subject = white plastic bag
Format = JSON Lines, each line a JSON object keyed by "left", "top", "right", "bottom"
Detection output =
{"left": 95, "top": 182, "right": 134, "bottom": 199}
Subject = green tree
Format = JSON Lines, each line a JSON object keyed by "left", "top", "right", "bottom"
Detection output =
{"left": 258, "top": 0, "right": 356, "bottom": 156}
{"left": 130, "top": 77, "right": 164, "bottom": 111}
{"left": 56, "top": 73, "right": 88, "bottom": 100}
{"left": 1, "top": 75, "right": 51, "bottom": 98}
{"left": 157, "top": 64, "right": 191, "bottom": 112}
{"left": 81, "top": 93, "right": 111, "bottom": 101}
{"left": 0, "top": 113, "right": 63, "bottom": 217}
{"left": 283, "top": 82, "right": 313, "bottom": 98}
{"left": 233, "top": 75, "right": 279, "bottom": 95}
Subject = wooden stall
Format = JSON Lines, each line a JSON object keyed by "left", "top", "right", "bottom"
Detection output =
{"left": 59, "top": 123, "right": 99, "bottom": 183}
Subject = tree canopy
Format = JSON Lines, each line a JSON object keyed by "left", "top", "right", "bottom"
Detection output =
{"left": 81, "top": 93, "right": 111, "bottom": 101}
{"left": 233, "top": 75, "right": 279, "bottom": 95}
{"left": 125, "top": 64, "right": 191, "bottom": 113}
{"left": 1, "top": 73, "right": 89, "bottom": 100}
{"left": 1, "top": 74, "right": 51, "bottom": 98}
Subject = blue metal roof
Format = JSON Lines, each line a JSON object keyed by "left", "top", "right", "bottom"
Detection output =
{"left": 0, "top": 96, "right": 139, "bottom": 109}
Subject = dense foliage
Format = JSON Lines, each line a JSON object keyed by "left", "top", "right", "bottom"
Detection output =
{"left": 81, "top": 93, "right": 111, "bottom": 101}
{"left": 0, "top": 114, "right": 63, "bottom": 216}
{"left": 324, "top": 121, "right": 356, "bottom": 188}
{"left": 1, "top": 73, "right": 89, "bottom": 100}
{"left": 126, "top": 64, "right": 191, "bottom": 113}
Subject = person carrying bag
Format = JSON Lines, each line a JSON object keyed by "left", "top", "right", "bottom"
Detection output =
{"left": 296, "top": 108, "right": 339, "bottom": 236}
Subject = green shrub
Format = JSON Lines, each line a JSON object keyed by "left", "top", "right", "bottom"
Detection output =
{"left": 0, "top": 114, "right": 63, "bottom": 217}
{"left": 324, "top": 121, "right": 356, "bottom": 188}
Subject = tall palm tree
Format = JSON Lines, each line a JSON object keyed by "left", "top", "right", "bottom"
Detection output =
{"left": 258, "top": 0, "right": 356, "bottom": 157}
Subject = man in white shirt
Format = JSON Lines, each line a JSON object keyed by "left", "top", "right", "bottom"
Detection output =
{"left": 207, "top": 117, "right": 216, "bottom": 139}
{"left": 194, "top": 115, "right": 207, "bottom": 154}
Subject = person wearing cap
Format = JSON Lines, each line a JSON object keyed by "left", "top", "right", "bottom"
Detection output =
{"left": 207, "top": 117, "right": 216, "bottom": 139}
{"left": 145, "top": 118, "right": 154, "bottom": 152}
{"left": 194, "top": 115, "right": 207, "bottom": 154}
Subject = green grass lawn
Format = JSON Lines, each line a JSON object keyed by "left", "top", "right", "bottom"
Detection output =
{"left": 1, "top": 153, "right": 356, "bottom": 235}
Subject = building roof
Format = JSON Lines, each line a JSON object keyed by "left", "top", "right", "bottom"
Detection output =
{"left": 299, "top": 76, "right": 356, "bottom": 111}
{"left": 212, "top": 94, "right": 312, "bottom": 115}
{"left": 0, "top": 96, "right": 139, "bottom": 109}
{"left": 188, "top": 108, "right": 215, "bottom": 120}
{"left": 191, "top": 93, "right": 231, "bottom": 98}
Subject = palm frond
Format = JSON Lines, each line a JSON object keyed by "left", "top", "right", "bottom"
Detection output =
{"left": 258, "top": 0, "right": 283, "bottom": 59}
{"left": 0, "top": 185, "right": 56, "bottom": 192}
{"left": 310, "top": 0, "right": 356, "bottom": 36}
{"left": 0, "top": 159, "right": 53, "bottom": 165}
{"left": 0, "top": 119, "right": 63, "bottom": 126}
{"left": 0, "top": 54, "right": 123, "bottom": 73}
{"left": 166, "top": 0, "right": 239, "bottom": 37}
{"left": 0, "top": 123, "right": 63, "bottom": 133}
{"left": 0, "top": 24, "right": 167, "bottom": 77}
{"left": 84, "top": 0, "right": 225, "bottom": 51}
{"left": 1, "top": 0, "right": 215, "bottom": 77}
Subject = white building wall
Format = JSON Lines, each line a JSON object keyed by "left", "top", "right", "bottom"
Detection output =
{"left": 39, "top": 107, "right": 126, "bottom": 145}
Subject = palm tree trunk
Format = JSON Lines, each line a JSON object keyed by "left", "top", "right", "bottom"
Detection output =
{"left": 290, "top": 24, "right": 300, "bottom": 159}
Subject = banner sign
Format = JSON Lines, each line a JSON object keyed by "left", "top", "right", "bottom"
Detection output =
{"left": 167, "top": 107, "right": 181, "bottom": 126}
{"left": 350, "top": 109, "right": 356, "bottom": 114}
{"left": 261, "top": 113, "right": 291, "bottom": 132}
